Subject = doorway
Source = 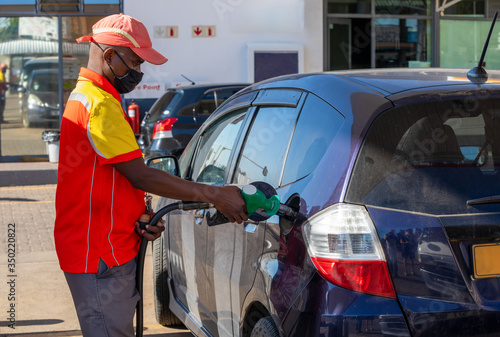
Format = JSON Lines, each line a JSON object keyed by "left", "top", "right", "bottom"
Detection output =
{"left": 328, "top": 18, "right": 351, "bottom": 70}
{"left": 327, "top": 18, "right": 372, "bottom": 70}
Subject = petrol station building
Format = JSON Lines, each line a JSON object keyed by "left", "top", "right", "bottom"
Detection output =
{"left": 0, "top": 0, "right": 499, "bottom": 113}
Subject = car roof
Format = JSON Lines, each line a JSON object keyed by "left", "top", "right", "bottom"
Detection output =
{"left": 30, "top": 69, "right": 58, "bottom": 77}
{"left": 24, "top": 56, "right": 58, "bottom": 65}
{"left": 169, "top": 83, "right": 249, "bottom": 91}
{"left": 331, "top": 68, "right": 500, "bottom": 94}
{"left": 245, "top": 68, "right": 500, "bottom": 96}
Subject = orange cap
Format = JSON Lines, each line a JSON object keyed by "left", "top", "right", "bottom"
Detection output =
{"left": 77, "top": 13, "right": 167, "bottom": 65}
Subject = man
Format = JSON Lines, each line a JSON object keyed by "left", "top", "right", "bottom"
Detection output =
{"left": 54, "top": 14, "right": 247, "bottom": 337}
{"left": 0, "top": 63, "right": 8, "bottom": 123}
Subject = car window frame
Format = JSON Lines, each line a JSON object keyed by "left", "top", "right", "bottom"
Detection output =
{"left": 229, "top": 89, "right": 307, "bottom": 188}
{"left": 189, "top": 108, "right": 250, "bottom": 184}
{"left": 181, "top": 91, "right": 258, "bottom": 183}
{"left": 280, "top": 92, "right": 345, "bottom": 187}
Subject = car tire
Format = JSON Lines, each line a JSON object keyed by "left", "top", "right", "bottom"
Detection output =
{"left": 22, "top": 109, "right": 31, "bottom": 128}
{"left": 152, "top": 233, "right": 183, "bottom": 327}
{"left": 250, "top": 316, "right": 280, "bottom": 337}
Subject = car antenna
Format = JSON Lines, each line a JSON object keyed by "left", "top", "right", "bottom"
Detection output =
{"left": 181, "top": 74, "right": 196, "bottom": 85}
{"left": 467, "top": 11, "right": 498, "bottom": 84}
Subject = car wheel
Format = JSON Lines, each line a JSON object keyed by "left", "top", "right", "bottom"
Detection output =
{"left": 250, "top": 316, "right": 280, "bottom": 337}
{"left": 22, "top": 109, "right": 31, "bottom": 128}
{"left": 152, "top": 233, "right": 183, "bottom": 327}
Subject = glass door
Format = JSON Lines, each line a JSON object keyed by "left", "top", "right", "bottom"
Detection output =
{"left": 328, "top": 18, "right": 351, "bottom": 70}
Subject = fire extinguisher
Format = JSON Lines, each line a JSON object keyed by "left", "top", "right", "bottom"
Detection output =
{"left": 127, "top": 99, "right": 140, "bottom": 135}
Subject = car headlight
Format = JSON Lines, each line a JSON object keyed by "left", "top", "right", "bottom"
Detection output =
{"left": 27, "top": 94, "right": 44, "bottom": 108}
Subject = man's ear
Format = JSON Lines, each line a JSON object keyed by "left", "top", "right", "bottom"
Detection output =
{"left": 102, "top": 48, "right": 115, "bottom": 64}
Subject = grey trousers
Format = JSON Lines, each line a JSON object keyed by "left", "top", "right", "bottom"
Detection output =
{"left": 64, "top": 257, "right": 140, "bottom": 337}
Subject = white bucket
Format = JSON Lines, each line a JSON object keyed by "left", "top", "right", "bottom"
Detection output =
{"left": 47, "top": 141, "right": 59, "bottom": 163}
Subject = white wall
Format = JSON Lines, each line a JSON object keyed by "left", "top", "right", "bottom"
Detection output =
{"left": 123, "top": 0, "right": 323, "bottom": 96}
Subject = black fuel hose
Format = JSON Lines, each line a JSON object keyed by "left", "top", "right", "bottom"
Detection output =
{"left": 135, "top": 201, "right": 212, "bottom": 337}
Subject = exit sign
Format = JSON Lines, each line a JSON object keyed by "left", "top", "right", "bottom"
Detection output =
{"left": 192, "top": 25, "right": 216, "bottom": 38}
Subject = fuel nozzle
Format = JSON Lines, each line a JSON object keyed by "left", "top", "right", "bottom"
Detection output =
{"left": 241, "top": 184, "right": 280, "bottom": 220}
{"left": 240, "top": 181, "right": 302, "bottom": 222}
{"left": 207, "top": 181, "right": 303, "bottom": 226}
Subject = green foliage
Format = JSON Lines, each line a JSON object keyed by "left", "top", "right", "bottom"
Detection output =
{"left": 0, "top": 17, "right": 19, "bottom": 42}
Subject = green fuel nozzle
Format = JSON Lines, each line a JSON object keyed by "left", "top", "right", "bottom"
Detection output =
{"left": 207, "top": 181, "right": 303, "bottom": 226}
{"left": 241, "top": 184, "right": 280, "bottom": 219}
{"left": 239, "top": 181, "right": 303, "bottom": 222}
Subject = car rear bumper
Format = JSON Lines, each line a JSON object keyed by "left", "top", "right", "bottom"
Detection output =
{"left": 279, "top": 274, "right": 411, "bottom": 337}
{"left": 282, "top": 277, "right": 500, "bottom": 336}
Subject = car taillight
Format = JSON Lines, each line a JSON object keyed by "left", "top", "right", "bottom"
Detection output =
{"left": 152, "top": 118, "right": 178, "bottom": 140}
{"left": 302, "top": 203, "right": 396, "bottom": 299}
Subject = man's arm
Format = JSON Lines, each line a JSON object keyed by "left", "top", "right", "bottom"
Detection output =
{"left": 114, "top": 157, "right": 248, "bottom": 223}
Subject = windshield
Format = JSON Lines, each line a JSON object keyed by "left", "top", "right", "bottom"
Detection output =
{"left": 346, "top": 96, "right": 500, "bottom": 215}
{"left": 31, "top": 73, "right": 58, "bottom": 92}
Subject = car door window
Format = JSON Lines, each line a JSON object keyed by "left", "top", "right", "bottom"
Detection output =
{"left": 281, "top": 94, "right": 345, "bottom": 186}
{"left": 191, "top": 109, "right": 247, "bottom": 184}
{"left": 232, "top": 106, "right": 299, "bottom": 187}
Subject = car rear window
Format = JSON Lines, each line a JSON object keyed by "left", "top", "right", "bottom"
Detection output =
{"left": 148, "top": 90, "right": 182, "bottom": 124}
{"left": 346, "top": 96, "right": 500, "bottom": 215}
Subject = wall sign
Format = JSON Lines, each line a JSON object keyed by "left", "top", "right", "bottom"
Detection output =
{"left": 153, "top": 26, "right": 178, "bottom": 38}
{"left": 192, "top": 25, "right": 216, "bottom": 38}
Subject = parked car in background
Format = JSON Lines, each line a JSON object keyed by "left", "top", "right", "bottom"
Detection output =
{"left": 17, "top": 56, "right": 80, "bottom": 125}
{"left": 18, "top": 57, "right": 58, "bottom": 90}
{"left": 19, "top": 69, "right": 59, "bottom": 127}
{"left": 18, "top": 57, "right": 58, "bottom": 115}
{"left": 139, "top": 83, "right": 248, "bottom": 158}
{"left": 148, "top": 68, "right": 500, "bottom": 336}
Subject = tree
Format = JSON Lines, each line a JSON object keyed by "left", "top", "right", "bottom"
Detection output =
{"left": 0, "top": 17, "right": 19, "bottom": 42}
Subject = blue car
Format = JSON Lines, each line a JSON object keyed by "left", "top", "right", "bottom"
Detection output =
{"left": 150, "top": 68, "right": 500, "bottom": 336}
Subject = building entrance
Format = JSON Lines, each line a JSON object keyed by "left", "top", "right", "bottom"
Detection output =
{"left": 327, "top": 18, "right": 371, "bottom": 70}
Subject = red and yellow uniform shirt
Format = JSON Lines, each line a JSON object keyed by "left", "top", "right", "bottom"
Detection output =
{"left": 0, "top": 71, "right": 6, "bottom": 94}
{"left": 55, "top": 67, "right": 144, "bottom": 273}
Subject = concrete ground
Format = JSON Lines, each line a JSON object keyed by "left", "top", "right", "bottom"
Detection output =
{"left": 0, "top": 94, "right": 192, "bottom": 337}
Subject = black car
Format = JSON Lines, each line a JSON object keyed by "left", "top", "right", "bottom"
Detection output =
{"left": 148, "top": 68, "right": 500, "bottom": 337}
{"left": 139, "top": 83, "right": 248, "bottom": 158}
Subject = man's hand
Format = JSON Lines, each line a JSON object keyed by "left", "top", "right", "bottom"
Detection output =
{"left": 211, "top": 185, "right": 248, "bottom": 224}
{"left": 113, "top": 158, "right": 248, "bottom": 224}
{"left": 135, "top": 216, "right": 165, "bottom": 241}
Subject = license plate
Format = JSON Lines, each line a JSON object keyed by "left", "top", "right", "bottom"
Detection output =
{"left": 472, "top": 243, "right": 500, "bottom": 279}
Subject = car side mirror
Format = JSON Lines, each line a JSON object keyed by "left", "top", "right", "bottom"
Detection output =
{"left": 145, "top": 155, "right": 180, "bottom": 177}
{"left": 17, "top": 86, "right": 26, "bottom": 93}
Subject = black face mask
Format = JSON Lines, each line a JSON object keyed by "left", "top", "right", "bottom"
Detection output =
{"left": 107, "top": 49, "right": 144, "bottom": 94}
